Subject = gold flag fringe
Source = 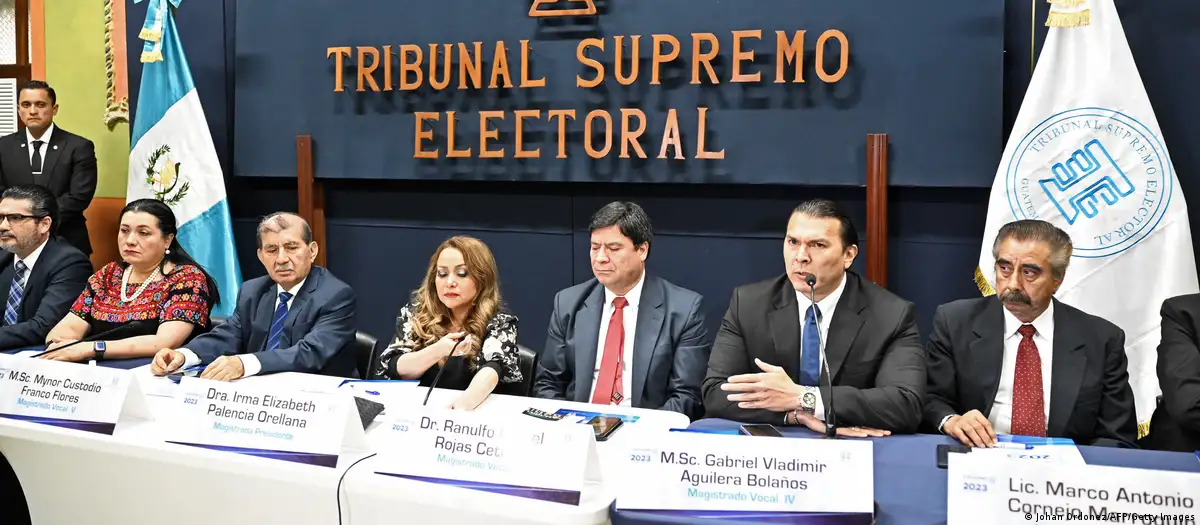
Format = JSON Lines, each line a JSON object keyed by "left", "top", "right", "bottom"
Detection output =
{"left": 1047, "top": 0, "right": 1086, "bottom": 7}
{"left": 141, "top": 49, "right": 163, "bottom": 63}
{"left": 103, "top": 0, "right": 129, "bottom": 126}
{"left": 974, "top": 266, "right": 996, "bottom": 296}
{"left": 1046, "top": 9, "right": 1091, "bottom": 27}
{"left": 1138, "top": 419, "right": 1150, "bottom": 440}
{"left": 138, "top": 27, "right": 161, "bottom": 42}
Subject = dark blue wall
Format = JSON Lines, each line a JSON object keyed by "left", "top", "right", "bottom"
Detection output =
{"left": 231, "top": 0, "right": 1003, "bottom": 187}
{"left": 125, "top": 0, "right": 1200, "bottom": 354}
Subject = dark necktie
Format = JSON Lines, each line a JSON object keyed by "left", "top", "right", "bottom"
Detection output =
{"left": 4, "top": 260, "right": 27, "bottom": 326}
{"left": 799, "top": 304, "right": 821, "bottom": 386}
{"left": 30, "top": 140, "right": 44, "bottom": 176}
{"left": 1011, "top": 324, "right": 1046, "bottom": 437}
{"left": 266, "top": 291, "right": 293, "bottom": 351}
{"left": 591, "top": 296, "right": 628, "bottom": 405}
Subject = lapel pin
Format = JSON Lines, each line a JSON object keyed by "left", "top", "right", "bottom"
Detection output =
{"left": 52, "top": 145, "right": 57, "bottom": 150}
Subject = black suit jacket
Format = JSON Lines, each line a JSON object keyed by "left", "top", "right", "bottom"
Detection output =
{"left": 1148, "top": 294, "right": 1200, "bottom": 452}
{"left": 533, "top": 274, "right": 710, "bottom": 420}
{"left": 185, "top": 266, "right": 358, "bottom": 377}
{"left": 0, "top": 127, "right": 98, "bottom": 254}
{"left": 0, "top": 238, "right": 91, "bottom": 350}
{"left": 702, "top": 272, "right": 926, "bottom": 432}
{"left": 924, "top": 296, "right": 1137, "bottom": 447}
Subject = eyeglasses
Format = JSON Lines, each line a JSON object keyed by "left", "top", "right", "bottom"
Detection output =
{"left": 0, "top": 214, "right": 45, "bottom": 224}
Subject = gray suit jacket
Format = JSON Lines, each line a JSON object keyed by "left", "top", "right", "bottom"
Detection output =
{"left": 925, "top": 296, "right": 1137, "bottom": 447}
{"left": 187, "top": 266, "right": 358, "bottom": 377}
{"left": 533, "top": 274, "right": 710, "bottom": 420}
{"left": 703, "top": 271, "right": 926, "bottom": 432}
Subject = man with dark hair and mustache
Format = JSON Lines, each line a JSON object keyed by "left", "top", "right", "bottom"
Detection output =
{"left": 0, "top": 185, "right": 90, "bottom": 350}
{"left": 925, "top": 219, "right": 1137, "bottom": 448}
{"left": 704, "top": 199, "right": 925, "bottom": 435}
{"left": 150, "top": 212, "right": 358, "bottom": 380}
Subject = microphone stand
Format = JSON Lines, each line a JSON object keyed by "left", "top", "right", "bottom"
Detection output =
{"left": 805, "top": 274, "right": 838, "bottom": 439}
{"left": 423, "top": 338, "right": 465, "bottom": 406}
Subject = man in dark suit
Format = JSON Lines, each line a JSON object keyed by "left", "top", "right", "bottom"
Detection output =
{"left": 704, "top": 199, "right": 924, "bottom": 435}
{"left": 0, "top": 81, "right": 97, "bottom": 255}
{"left": 925, "top": 220, "right": 1137, "bottom": 448}
{"left": 0, "top": 185, "right": 90, "bottom": 351}
{"left": 1145, "top": 294, "right": 1200, "bottom": 452}
{"left": 151, "top": 212, "right": 357, "bottom": 379}
{"left": 533, "top": 202, "right": 709, "bottom": 420}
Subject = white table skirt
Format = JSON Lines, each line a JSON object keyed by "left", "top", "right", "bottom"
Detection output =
{"left": 0, "top": 367, "right": 689, "bottom": 525}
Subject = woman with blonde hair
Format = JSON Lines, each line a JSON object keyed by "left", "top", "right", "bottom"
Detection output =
{"left": 376, "top": 236, "right": 520, "bottom": 410}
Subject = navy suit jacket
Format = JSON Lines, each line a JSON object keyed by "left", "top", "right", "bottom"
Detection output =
{"left": 186, "top": 266, "right": 357, "bottom": 377}
{"left": 0, "top": 238, "right": 90, "bottom": 350}
{"left": 533, "top": 273, "right": 710, "bottom": 420}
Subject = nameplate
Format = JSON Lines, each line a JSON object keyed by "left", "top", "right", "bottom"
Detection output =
{"left": 616, "top": 432, "right": 874, "bottom": 518}
{"left": 0, "top": 354, "right": 149, "bottom": 435}
{"left": 947, "top": 452, "right": 1200, "bottom": 524}
{"left": 161, "top": 377, "right": 367, "bottom": 468}
{"left": 374, "top": 407, "right": 595, "bottom": 505}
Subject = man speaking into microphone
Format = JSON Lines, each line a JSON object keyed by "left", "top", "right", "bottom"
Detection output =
{"left": 702, "top": 199, "right": 926, "bottom": 435}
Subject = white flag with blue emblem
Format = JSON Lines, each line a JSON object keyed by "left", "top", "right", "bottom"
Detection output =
{"left": 127, "top": 0, "right": 241, "bottom": 318}
{"left": 976, "top": 0, "right": 1198, "bottom": 437}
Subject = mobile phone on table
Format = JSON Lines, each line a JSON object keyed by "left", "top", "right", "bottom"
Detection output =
{"left": 588, "top": 416, "right": 624, "bottom": 441}
{"left": 739, "top": 424, "right": 784, "bottom": 437}
{"left": 936, "top": 444, "right": 972, "bottom": 469}
{"left": 166, "top": 365, "right": 204, "bottom": 383}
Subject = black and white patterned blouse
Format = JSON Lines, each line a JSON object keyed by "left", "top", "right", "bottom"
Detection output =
{"left": 375, "top": 301, "right": 522, "bottom": 389}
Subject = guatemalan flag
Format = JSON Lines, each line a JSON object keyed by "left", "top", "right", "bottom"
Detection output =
{"left": 975, "top": 0, "right": 1198, "bottom": 437}
{"left": 128, "top": 0, "right": 241, "bottom": 318}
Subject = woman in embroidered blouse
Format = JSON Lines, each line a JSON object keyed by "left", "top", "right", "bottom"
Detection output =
{"left": 38, "top": 199, "right": 219, "bottom": 362}
{"left": 376, "top": 236, "right": 520, "bottom": 410}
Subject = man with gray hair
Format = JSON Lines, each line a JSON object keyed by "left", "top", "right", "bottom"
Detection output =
{"left": 151, "top": 212, "right": 358, "bottom": 379}
{"left": 925, "top": 219, "right": 1136, "bottom": 447}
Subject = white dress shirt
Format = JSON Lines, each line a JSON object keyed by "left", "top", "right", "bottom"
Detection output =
{"left": 13, "top": 237, "right": 48, "bottom": 280}
{"left": 180, "top": 279, "right": 307, "bottom": 377}
{"left": 26, "top": 124, "right": 54, "bottom": 173}
{"left": 988, "top": 301, "right": 1055, "bottom": 434}
{"left": 793, "top": 273, "right": 846, "bottom": 421}
{"left": 588, "top": 271, "right": 645, "bottom": 406}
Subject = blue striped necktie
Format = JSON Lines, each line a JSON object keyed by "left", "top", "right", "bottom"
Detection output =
{"left": 4, "top": 260, "right": 27, "bottom": 326}
{"left": 266, "top": 291, "right": 292, "bottom": 351}
{"left": 799, "top": 304, "right": 821, "bottom": 386}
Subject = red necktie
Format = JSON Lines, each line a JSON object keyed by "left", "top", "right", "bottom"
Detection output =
{"left": 591, "top": 296, "right": 628, "bottom": 405}
{"left": 1010, "top": 324, "right": 1046, "bottom": 437}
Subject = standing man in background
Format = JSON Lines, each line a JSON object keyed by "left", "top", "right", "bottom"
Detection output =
{"left": 0, "top": 81, "right": 97, "bottom": 256}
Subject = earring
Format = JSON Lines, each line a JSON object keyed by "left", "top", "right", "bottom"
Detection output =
{"left": 166, "top": 249, "right": 171, "bottom": 255}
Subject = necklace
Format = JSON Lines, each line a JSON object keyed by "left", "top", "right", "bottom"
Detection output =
{"left": 121, "top": 265, "right": 161, "bottom": 303}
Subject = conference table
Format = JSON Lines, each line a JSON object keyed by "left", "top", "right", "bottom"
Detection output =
{"left": 0, "top": 347, "right": 152, "bottom": 369}
{"left": 0, "top": 365, "right": 687, "bottom": 525}
{"left": 1, "top": 362, "right": 1198, "bottom": 525}
{"left": 612, "top": 420, "right": 1200, "bottom": 525}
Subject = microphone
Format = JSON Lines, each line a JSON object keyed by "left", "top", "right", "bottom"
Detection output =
{"left": 804, "top": 273, "right": 839, "bottom": 439}
{"left": 423, "top": 337, "right": 466, "bottom": 406}
{"left": 32, "top": 320, "right": 158, "bottom": 359}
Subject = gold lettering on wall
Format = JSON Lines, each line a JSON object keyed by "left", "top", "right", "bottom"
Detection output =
{"left": 330, "top": 28, "right": 850, "bottom": 160}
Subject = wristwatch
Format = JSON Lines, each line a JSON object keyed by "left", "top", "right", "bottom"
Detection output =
{"left": 93, "top": 341, "right": 106, "bottom": 361}
{"left": 798, "top": 388, "right": 817, "bottom": 415}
